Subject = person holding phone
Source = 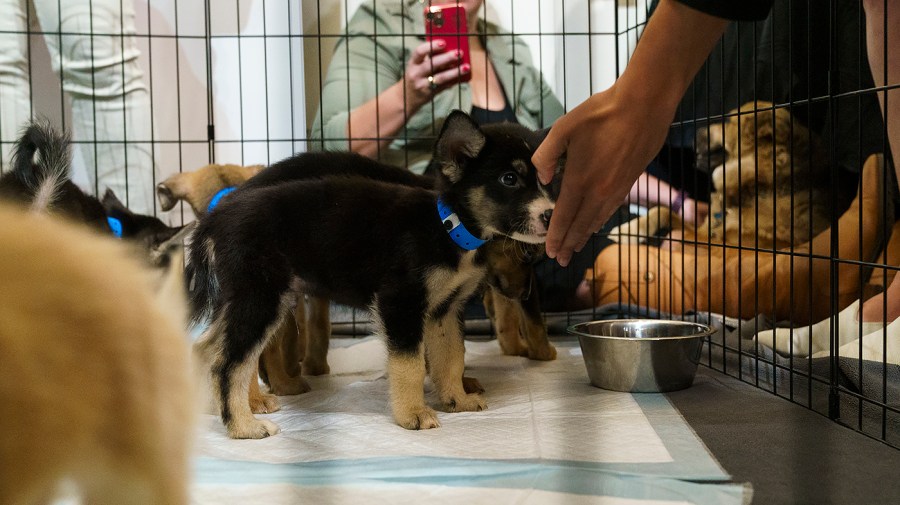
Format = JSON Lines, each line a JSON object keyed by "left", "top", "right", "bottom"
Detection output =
{"left": 309, "top": 0, "right": 564, "bottom": 175}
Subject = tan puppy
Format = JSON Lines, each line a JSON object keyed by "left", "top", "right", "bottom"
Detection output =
{"left": 0, "top": 203, "right": 194, "bottom": 504}
{"left": 613, "top": 101, "right": 830, "bottom": 251}
{"left": 157, "top": 163, "right": 264, "bottom": 214}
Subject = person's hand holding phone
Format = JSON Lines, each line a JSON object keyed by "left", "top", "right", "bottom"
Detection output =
{"left": 403, "top": 40, "right": 471, "bottom": 112}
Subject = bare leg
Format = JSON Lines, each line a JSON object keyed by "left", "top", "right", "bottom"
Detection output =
{"left": 860, "top": 0, "right": 900, "bottom": 323}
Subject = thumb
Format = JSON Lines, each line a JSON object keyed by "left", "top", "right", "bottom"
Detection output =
{"left": 532, "top": 126, "right": 566, "bottom": 186}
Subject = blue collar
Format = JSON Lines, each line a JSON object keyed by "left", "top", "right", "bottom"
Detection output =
{"left": 437, "top": 198, "right": 486, "bottom": 251}
{"left": 107, "top": 216, "right": 123, "bottom": 238}
{"left": 207, "top": 186, "right": 237, "bottom": 213}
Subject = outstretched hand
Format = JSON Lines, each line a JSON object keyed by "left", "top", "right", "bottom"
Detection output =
{"left": 532, "top": 86, "right": 674, "bottom": 267}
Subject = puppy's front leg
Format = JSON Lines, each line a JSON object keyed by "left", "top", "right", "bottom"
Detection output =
{"left": 380, "top": 297, "right": 440, "bottom": 430}
{"left": 485, "top": 287, "right": 528, "bottom": 357}
{"left": 388, "top": 343, "right": 440, "bottom": 430}
{"left": 425, "top": 314, "right": 487, "bottom": 413}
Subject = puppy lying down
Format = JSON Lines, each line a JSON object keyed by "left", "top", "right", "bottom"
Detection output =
{"left": 0, "top": 204, "right": 195, "bottom": 504}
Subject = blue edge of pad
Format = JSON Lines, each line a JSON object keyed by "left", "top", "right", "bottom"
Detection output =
{"left": 194, "top": 456, "right": 748, "bottom": 504}
{"left": 193, "top": 393, "right": 749, "bottom": 504}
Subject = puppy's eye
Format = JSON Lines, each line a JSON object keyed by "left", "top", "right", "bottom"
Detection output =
{"left": 499, "top": 172, "right": 518, "bottom": 187}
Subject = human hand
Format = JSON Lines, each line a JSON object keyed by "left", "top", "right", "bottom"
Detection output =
{"left": 679, "top": 198, "right": 709, "bottom": 226}
{"left": 532, "top": 85, "right": 676, "bottom": 267}
{"left": 404, "top": 40, "right": 471, "bottom": 111}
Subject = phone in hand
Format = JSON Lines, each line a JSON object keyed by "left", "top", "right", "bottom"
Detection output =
{"left": 424, "top": 3, "right": 472, "bottom": 83}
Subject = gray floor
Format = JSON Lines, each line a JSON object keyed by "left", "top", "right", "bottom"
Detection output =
{"left": 668, "top": 368, "right": 900, "bottom": 505}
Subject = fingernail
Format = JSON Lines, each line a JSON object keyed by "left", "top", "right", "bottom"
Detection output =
{"left": 436, "top": 40, "right": 445, "bottom": 48}
{"left": 558, "top": 255, "right": 570, "bottom": 268}
{"left": 456, "top": 50, "right": 464, "bottom": 58}
{"left": 461, "top": 64, "right": 470, "bottom": 73}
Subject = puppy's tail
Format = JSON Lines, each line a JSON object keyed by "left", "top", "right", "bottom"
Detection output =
{"left": 185, "top": 226, "right": 219, "bottom": 324}
{"left": 10, "top": 119, "right": 72, "bottom": 213}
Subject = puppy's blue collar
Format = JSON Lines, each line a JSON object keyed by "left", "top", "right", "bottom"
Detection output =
{"left": 207, "top": 186, "right": 237, "bottom": 213}
{"left": 437, "top": 198, "right": 486, "bottom": 251}
{"left": 107, "top": 216, "right": 123, "bottom": 238}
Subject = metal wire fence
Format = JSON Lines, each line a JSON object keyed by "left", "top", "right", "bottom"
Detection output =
{"left": 2, "top": 0, "right": 898, "bottom": 449}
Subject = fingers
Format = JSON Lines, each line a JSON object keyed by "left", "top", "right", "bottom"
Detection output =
{"left": 532, "top": 125, "right": 567, "bottom": 185}
{"left": 543, "top": 172, "right": 581, "bottom": 263}
{"left": 410, "top": 39, "right": 445, "bottom": 64}
{"left": 430, "top": 62, "right": 470, "bottom": 89}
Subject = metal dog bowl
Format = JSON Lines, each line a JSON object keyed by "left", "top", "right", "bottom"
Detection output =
{"left": 568, "top": 320, "right": 714, "bottom": 393}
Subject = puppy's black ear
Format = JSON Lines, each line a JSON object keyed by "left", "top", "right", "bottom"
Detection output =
{"left": 101, "top": 188, "right": 134, "bottom": 217}
{"left": 435, "top": 111, "right": 486, "bottom": 183}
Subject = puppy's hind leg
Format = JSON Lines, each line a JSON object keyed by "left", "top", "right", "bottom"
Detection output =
{"left": 260, "top": 309, "right": 311, "bottom": 396}
{"left": 303, "top": 295, "right": 332, "bottom": 376}
{"left": 213, "top": 287, "right": 295, "bottom": 439}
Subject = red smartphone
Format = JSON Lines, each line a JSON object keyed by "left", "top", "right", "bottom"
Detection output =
{"left": 424, "top": 3, "right": 472, "bottom": 83}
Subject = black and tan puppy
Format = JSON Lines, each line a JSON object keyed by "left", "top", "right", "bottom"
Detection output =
{"left": 188, "top": 111, "right": 555, "bottom": 439}
{"left": 0, "top": 121, "right": 188, "bottom": 265}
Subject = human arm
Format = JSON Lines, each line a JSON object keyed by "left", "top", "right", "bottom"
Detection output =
{"left": 531, "top": 0, "right": 730, "bottom": 267}
{"left": 348, "top": 40, "right": 469, "bottom": 157}
{"left": 309, "top": 3, "right": 468, "bottom": 157}
{"left": 628, "top": 172, "right": 708, "bottom": 223}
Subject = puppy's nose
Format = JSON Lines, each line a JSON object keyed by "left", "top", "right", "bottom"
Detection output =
{"left": 540, "top": 209, "right": 553, "bottom": 228}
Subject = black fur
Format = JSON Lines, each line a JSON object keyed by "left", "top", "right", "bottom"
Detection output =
{"left": 0, "top": 121, "right": 108, "bottom": 232}
{"left": 188, "top": 111, "right": 555, "bottom": 434}
{"left": 0, "top": 120, "right": 185, "bottom": 264}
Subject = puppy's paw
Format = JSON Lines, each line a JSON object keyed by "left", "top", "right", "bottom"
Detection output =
{"left": 444, "top": 393, "right": 487, "bottom": 413}
{"left": 527, "top": 343, "right": 557, "bottom": 361}
{"left": 609, "top": 220, "right": 647, "bottom": 244}
{"left": 395, "top": 405, "right": 441, "bottom": 430}
{"left": 249, "top": 390, "right": 281, "bottom": 414}
{"left": 269, "top": 375, "right": 312, "bottom": 396}
{"left": 302, "top": 359, "right": 330, "bottom": 376}
{"left": 228, "top": 418, "right": 281, "bottom": 439}
{"left": 497, "top": 336, "right": 529, "bottom": 357}
{"left": 462, "top": 376, "right": 485, "bottom": 394}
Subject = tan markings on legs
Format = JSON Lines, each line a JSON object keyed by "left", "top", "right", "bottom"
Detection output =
{"left": 259, "top": 311, "right": 310, "bottom": 396}
{"left": 388, "top": 344, "right": 440, "bottom": 430}
{"left": 248, "top": 370, "right": 280, "bottom": 414}
{"left": 223, "top": 300, "right": 295, "bottom": 439}
{"left": 303, "top": 295, "right": 332, "bottom": 375}
{"left": 462, "top": 376, "right": 485, "bottom": 394}
{"left": 486, "top": 287, "right": 528, "bottom": 357}
{"left": 519, "top": 274, "right": 556, "bottom": 361}
{"left": 424, "top": 314, "right": 486, "bottom": 413}
{"left": 193, "top": 313, "right": 227, "bottom": 415}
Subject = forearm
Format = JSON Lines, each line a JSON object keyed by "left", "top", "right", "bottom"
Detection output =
{"left": 347, "top": 81, "right": 421, "bottom": 158}
{"left": 615, "top": 0, "right": 729, "bottom": 115}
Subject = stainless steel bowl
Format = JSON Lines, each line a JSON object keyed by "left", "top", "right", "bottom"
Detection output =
{"left": 568, "top": 319, "right": 714, "bottom": 393}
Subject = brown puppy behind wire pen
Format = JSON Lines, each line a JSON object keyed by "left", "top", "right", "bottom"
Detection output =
{"left": 611, "top": 101, "right": 831, "bottom": 250}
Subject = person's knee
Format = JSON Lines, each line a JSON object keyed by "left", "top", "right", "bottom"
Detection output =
{"left": 57, "top": 4, "right": 144, "bottom": 98}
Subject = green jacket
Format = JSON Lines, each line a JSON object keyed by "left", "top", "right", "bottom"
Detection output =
{"left": 309, "top": 0, "right": 565, "bottom": 174}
